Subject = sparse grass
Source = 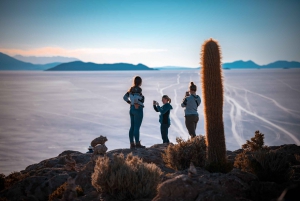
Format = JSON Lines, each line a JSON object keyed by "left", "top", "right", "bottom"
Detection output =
{"left": 162, "top": 135, "right": 206, "bottom": 170}
{"left": 91, "top": 153, "right": 162, "bottom": 201}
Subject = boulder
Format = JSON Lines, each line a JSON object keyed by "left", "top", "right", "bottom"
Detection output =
{"left": 91, "top": 136, "right": 107, "bottom": 147}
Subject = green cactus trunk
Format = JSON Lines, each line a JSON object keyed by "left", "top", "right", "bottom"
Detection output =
{"left": 201, "top": 38, "right": 226, "bottom": 165}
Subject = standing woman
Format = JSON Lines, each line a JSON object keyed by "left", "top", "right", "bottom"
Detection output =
{"left": 123, "top": 76, "right": 145, "bottom": 149}
{"left": 181, "top": 82, "right": 201, "bottom": 138}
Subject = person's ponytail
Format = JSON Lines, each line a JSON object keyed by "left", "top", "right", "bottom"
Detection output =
{"left": 189, "top": 82, "right": 197, "bottom": 91}
{"left": 162, "top": 95, "right": 171, "bottom": 103}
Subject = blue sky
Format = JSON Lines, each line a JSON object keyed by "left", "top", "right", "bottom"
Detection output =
{"left": 0, "top": 0, "right": 299, "bottom": 67}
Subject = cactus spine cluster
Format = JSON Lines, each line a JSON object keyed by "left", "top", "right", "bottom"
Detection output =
{"left": 200, "top": 38, "right": 226, "bottom": 165}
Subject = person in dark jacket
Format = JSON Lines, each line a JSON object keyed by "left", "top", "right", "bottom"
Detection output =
{"left": 153, "top": 95, "right": 173, "bottom": 143}
{"left": 181, "top": 82, "right": 201, "bottom": 138}
{"left": 123, "top": 76, "right": 145, "bottom": 149}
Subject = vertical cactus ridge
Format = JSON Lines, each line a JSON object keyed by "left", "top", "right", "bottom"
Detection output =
{"left": 200, "top": 38, "right": 226, "bottom": 164}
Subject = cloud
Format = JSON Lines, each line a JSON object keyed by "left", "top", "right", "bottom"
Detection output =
{"left": 0, "top": 47, "right": 167, "bottom": 58}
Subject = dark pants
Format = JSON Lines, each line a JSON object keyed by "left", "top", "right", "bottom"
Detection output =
{"left": 160, "top": 124, "right": 170, "bottom": 143}
{"left": 129, "top": 105, "right": 143, "bottom": 143}
{"left": 185, "top": 115, "right": 199, "bottom": 138}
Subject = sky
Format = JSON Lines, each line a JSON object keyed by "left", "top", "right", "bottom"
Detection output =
{"left": 0, "top": 0, "right": 300, "bottom": 67}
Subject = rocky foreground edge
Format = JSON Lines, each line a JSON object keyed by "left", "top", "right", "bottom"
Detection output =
{"left": 1, "top": 143, "right": 300, "bottom": 201}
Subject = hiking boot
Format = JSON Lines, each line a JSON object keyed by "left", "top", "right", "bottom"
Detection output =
{"left": 130, "top": 142, "right": 135, "bottom": 149}
{"left": 135, "top": 141, "right": 145, "bottom": 149}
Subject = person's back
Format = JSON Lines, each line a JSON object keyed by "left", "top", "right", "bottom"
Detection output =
{"left": 181, "top": 94, "right": 201, "bottom": 116}
{"left": 124, "top": 86, "right": 144, "bottom": 107}
{"left": 181, "top": 82, "right": 201, "bottom": 138}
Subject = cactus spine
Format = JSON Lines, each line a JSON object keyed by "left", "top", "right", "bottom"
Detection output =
{"left": 201, "top": 38, "right": 226, "bottom": 165}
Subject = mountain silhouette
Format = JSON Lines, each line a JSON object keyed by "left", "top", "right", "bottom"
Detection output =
{"left": 222, "top": 60, "right": 260, "bottom": 69}
{"left": 1, "top": 52, "right": 300, "bottom": 71}
{"left": 0, "top": 52, "right": 58, "bottom": 70}
{"left": 13, "top": 55, "right": 79, "bottom": 64}
{"left": 46, "top": 61, "right": 155, "bottom": 71}
{"left": 261, "top": 61, "right": 300, "bottom": 68}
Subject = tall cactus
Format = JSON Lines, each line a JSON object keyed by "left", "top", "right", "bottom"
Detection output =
{"left": 200, "top": 38, "right": 226, "bottom": 165}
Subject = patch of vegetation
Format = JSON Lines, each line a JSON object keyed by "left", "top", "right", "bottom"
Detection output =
{"left": 91, "top": 153, "right": 162, "bottom": 201}
{"left": 162, "top": 135, "right": 206, "bottom": 170}
{"left": 234, "top": 130, "right": 293, "bottom": 183}
{"left": 49, "top": 182, "right": 84, "bottom": 201}
{"left": 4, "top": 171, "right": 30, "bottom": 189}
{"left": 241, "top": 130, "right": 269, "bottom": 152}
{"left": 49, "top": 182, "right": 67, "bottom": 201}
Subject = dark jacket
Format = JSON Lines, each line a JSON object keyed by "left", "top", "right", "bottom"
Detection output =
{"left": 153, "top": 103, "right": 173, "bottom": 124}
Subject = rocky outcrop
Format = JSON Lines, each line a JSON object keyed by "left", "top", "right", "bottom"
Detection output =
{"left": 0, "top": 144, "right": 299, "bottom": 201}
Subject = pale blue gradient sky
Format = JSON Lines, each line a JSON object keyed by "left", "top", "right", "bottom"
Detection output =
{"left": 0, "top": 0, "right": 299, "bottom": 67}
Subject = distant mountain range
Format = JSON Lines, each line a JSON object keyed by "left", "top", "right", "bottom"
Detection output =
{"left": 46, "top": 61, "right": 155, "bottom": 71}
{"left": 1, "top": 52, "right": 300, "bottom": 71}
{"left": 0, "top": 52, "right": 60, "bottom": 70}
{"left": 222, "top": 60, "right": 300, "bottom": 69}
{"left": 13, "top": 55, "right": 79, "bottom": 64}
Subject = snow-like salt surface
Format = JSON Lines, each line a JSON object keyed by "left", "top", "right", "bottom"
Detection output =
{"left": 0, "top": 69, "right": 300, "bottom": 175}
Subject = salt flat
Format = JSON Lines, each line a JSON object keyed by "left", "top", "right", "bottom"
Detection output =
{"left": 0, "top": 69, "right": 300, "bottom": 175}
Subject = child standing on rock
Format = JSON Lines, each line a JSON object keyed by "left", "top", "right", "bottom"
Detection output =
{"left": 153, "top": 95, "right": 173, "bottom": 144}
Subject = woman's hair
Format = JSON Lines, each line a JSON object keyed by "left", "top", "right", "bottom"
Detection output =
{"left": 133, "top": 76, "right": 142, "bottom": 87}
{"left": 189, "top": 82, "right": 197, "bottom": 92}
{"left": 128, "top": 76, "right": 142, "bottom": 93}
{"left": 162, "top": 95, "right": 171, "bottom": 103}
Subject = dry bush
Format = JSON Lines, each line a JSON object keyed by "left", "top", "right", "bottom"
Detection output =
{"left": 92, "top": 153, "right": 162, "bottom": 201}
{"left": 242, "top": 130, "right": 268, "bottom": 152}
{"left": 49, "top": 182, "right": 67, "bottom": 201}
{"left": 162, "top": 135, "right": 206, "bottom": 170}
{"left": 49, "top": 182, "right": 84, "bottom": 201}
{"left": 249, "top": 150, "right": 293, "bottom": 183}
{"left": 234, "top": 131, "right": 292, "bottom": 183}
{"left": 4, "top": 171, "right": 29, "bottom": 189}
{"left": 234, "top": 151, "right": 251, "bottom": 172}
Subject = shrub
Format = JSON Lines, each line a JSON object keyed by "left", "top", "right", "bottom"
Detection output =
{"left": 162, "top": 135, "right": 206, "bottom": 170}
{"left": 4, "top": 171, "right": 29, "bottom": 189}
{"left": 234, "top": 151, "right": 251, "bottom": 172}
{"left": 91, "top": 153, "right": 162, "bottom": 201}
{"left": 49, "top": 182, "right": 67, "bottom": 201}
{"left": 249, "top": 150, "right": 293, "bottom": 183}
{"left": 49, "top": 182, "right": 84, "bottom": 201}
{"left": 234, "top": 131, "right": 293, "bottom": 183}
{"left": 242, "top": 130, "right": 268, "bottom": 152}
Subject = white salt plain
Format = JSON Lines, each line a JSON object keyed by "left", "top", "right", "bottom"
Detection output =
{"left": 0, "top": 69, "right": 300, "bottom": 175}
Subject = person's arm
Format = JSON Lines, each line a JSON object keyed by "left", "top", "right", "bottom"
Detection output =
{"left": 196, "top": 96, "right": 201, "bottom": 107}
{"left": 123, "top": 92, "right": 131, "bottom": 104}
{"left": 181, "top": 97, "right": 187, "bottom": 108}
{"left": 138, "top": 94, "right": 145, "bottom": 103}
{"left": 153, "top": 105, "right": 159, "bottom": 112}
{"left": 157, "top": 104, "right": 171, "bottom": 114}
